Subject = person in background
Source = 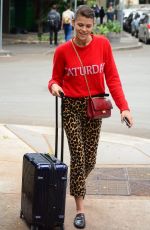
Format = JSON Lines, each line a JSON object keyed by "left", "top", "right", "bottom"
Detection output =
{"left": 48, "top": 5, "right": 133, "bottom": 229}
{"left": 106, "top": 2, "right": 115, "bottom": 21}
{"left": 47, "top": 4, "right": 60, "bottom": 46}
{"left": 62, "top": 4, "right": 74, "bottom": 41}
{"left": 99, "top": 6, "right": 105, "bottom": 24}
{"left": 94, "top": 4, "right": 100, "bottom": 18}
{"left": 93, "top": 4, "right": 100, "bottom": 24}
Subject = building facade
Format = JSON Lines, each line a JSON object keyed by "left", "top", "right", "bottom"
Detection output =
{"left": 96, "top": 0, "right": 149, "bottom": 7}
{"left": 3, "top": 0, "right": 50, "bottom": 33}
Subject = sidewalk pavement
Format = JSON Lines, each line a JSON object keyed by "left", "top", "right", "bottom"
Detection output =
{"left": 1, "top": 31, "right": 142, "bottom": 57}
{"left": 0, "top": 31, "right": 149, "bottom": 230}
{"left": 0, "top": 123, "right": 150, "bottom": 230}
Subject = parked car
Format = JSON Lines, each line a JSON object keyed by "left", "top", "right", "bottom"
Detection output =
{"left": 131, "top": 11, "right": 144, "bottom": 36}
{"left": 123, "top": 9, "right": 133, "bottom": 21}
{"left": 138, "top": 13, "right": 150, "bottom": 44}
{"left": 131, "top": 9, "right": 150, "bottom": 37}
{"left": 123, "top": 11, "right": 136, "bottom": 33}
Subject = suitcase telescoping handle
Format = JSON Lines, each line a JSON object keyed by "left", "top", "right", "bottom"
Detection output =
{"left": 55, "top": 92, "right": 64, "bottom": 162}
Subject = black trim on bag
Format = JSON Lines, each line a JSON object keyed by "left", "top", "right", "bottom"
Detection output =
{"left": 92, "top": 93, "right": 109, "bottom": 98}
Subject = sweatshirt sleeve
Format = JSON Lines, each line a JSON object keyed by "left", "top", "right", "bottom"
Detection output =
{"left": 104, "top": 39, "right": 130, "bottom": 112}
{"left": 48, "top": 47, "right": 65, "bottom": 93}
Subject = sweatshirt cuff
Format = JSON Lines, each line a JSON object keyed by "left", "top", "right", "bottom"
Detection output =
{"left": 120, "top": 107, "right": 130, "bottom": 113}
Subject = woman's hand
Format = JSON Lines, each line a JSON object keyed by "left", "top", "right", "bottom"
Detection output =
{"left": 121, "top": 110, "right": 133, "bottom": 128}
{"left": 51, "top": 84, "right": 64, "bottom": 97}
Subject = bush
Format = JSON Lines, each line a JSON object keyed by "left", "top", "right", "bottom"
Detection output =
{"left": 93, "top": 20, "right": 122, "bottom": 36}
{"left": 94, "top": 24, "right": 110, "bottom": 36}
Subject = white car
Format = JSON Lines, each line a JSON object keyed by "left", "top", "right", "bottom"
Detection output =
{"left": 138, "top": 13, "right": 150, "bottom": 44}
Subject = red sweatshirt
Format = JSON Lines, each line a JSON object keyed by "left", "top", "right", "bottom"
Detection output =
{"left": 48, "top": 35, "right": 129, "bottom": 112}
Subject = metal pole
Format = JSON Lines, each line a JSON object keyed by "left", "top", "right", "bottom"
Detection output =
{"left": 74, "top": 0, "right": 77, "bottom": 11}
{"left": 0, "top": 0, "right": 3, "bottom": 50}
{"left": 70, "top": 0, "right": 72, "bottom": 8}
{"left": 117, "top": 0, "right": 124, "bottom": 30}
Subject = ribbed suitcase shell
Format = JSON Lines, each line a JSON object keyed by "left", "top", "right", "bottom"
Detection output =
{"left": 20, "top": 153, "right": 68, "bottom": 230}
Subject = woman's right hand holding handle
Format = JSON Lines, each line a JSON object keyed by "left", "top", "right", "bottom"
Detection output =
{"left": 51, "top": 84, "right": 64, "bottom": 97}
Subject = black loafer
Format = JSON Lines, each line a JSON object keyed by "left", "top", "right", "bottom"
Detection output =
{"left": 74, "top": 213, "right": 86, "bottom": 229}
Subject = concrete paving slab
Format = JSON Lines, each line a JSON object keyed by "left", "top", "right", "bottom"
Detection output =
{"left": 1, "top": 194, "right": 150, "bottom": 230}
{"left": 0, "top": 124, "right": 150, "bottom": 230}
{"left": 98, "top": 132, "right": 150, "bottom": 164}
{"left": 0, "top": 125, "right": 32, "bottom": 162}
{"left": 4, "top": 124, "right": 150, "bottom": 165}
{"left": 5, "top": 125, "right": 70, "bottom": 165}
{"left": 0, "top": 161, "right": 21, "bottom": 193}
{"left": 0, "top": 193, "right": 28, "bottom": 230}
{"left": 5, "top": 124, "right": 53, "bottom": 154}
{"left": 98, "top": 142, "right": 150, "bottom": 164}
{"left": 83, "top": 197, "right": 150, "bottom": 230}
{"left": 63, "top": 197, "right": 150, "bottom": 230}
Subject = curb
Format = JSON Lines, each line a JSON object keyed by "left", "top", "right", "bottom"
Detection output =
{"left": 112, "top": 42, "right": 143, "bottom": 51}
{"left": 2, "top": 37, "right": 143, "bottom": 55}
{"left": 3, "top": 40, "right": 48, "bottom": 45}
{"left": 0, "top": 49, "right": 12, "bottom": 57}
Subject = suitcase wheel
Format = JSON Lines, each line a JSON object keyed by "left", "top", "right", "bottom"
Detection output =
{"left": 30, "top": 225, "right": 39, "bottom": 230}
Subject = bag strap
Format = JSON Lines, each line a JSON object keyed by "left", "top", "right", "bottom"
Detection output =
{"left": 71, "top": 40, "right": 109, "bottom": 98}
{"left": 71, "top": 39, "right": 92, "bottom": 98}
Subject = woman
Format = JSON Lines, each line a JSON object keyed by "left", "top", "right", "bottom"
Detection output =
{"left": 61, "top": 4, "right": 74, "bottom": 41}
{"left": 48, "top": 5, "right": 133, "bottom": 229}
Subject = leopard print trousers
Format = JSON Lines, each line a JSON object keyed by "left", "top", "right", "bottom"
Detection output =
{"left": 63, "top": 97, "right": 102, "bottom": 197}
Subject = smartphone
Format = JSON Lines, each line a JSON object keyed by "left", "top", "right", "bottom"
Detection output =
{"left": 123, "top": 117, "right": 131, "bottom": 128}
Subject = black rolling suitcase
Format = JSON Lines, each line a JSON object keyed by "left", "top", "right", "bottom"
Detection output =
{"left": 20, "top": 95, "right": 68, "bottom": 230}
